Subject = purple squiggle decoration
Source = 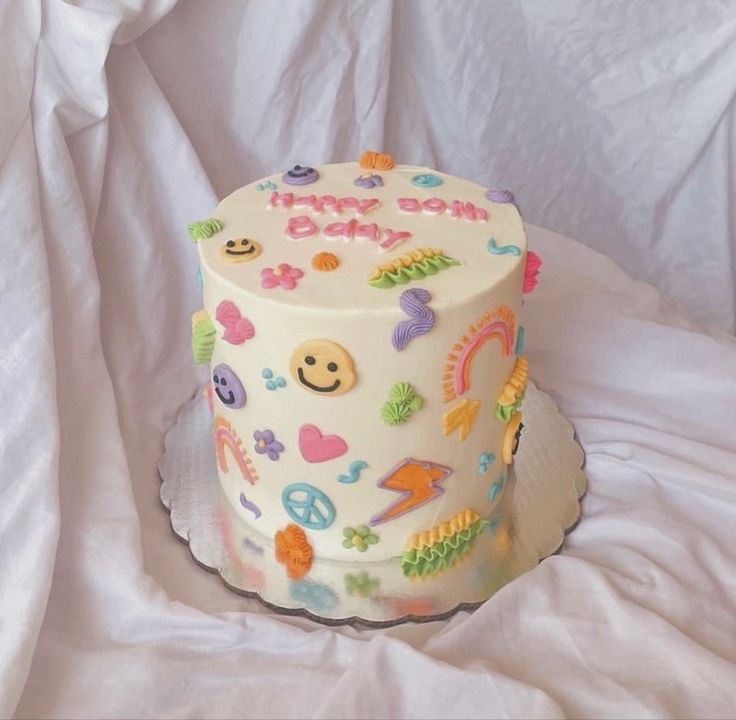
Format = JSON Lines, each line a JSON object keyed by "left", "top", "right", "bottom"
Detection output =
{"left": 392, "top": 288, "right": 435, "bottom": 351}
{"left": 485, "top": 189, "right": 519, "bottom": 210}
{"left": 240, "top": 492, "right": 262, "bottom": 519}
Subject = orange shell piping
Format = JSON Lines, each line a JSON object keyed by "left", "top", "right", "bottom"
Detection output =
{"left": 311, "top": 252, "right": 340, "bottom": 272}
{"left": 359, "top": 151, "right": 395, "bottom": 171}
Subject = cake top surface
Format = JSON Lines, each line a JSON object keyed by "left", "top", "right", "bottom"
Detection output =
{"left": 197, "top": 160, "right": 526, "bottom": 311}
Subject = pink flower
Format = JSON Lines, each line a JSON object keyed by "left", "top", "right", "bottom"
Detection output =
{"left": 260, "top": 263, "right": 304, "bottom": 290}
{"left": 523, "top": 251, "right": 542, "bottom": 294}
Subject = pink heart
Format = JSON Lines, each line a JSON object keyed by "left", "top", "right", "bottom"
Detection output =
{"left": 299, "top": 424, "right": 348, "bottom": 463}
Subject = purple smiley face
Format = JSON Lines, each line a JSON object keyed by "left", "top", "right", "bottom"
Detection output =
{"left": 212, "top": 364, "right": 246, "bottom": 408}
{"left": 282, "top": 165, "right": 319, "bottom": 186}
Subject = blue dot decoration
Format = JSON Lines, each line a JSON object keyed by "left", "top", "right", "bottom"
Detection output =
{"left": 411, "top": 173, "right": 443, "bottom": 188}
{"left": 262, "top": 368, "right": 286, "bottom": 390}
{"left": 478, "top": 452, "right": 495, "bottom": 475}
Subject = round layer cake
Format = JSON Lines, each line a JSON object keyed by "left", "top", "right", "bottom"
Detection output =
{"left": 191, "top": 156, "right": 534, "bottom": 577}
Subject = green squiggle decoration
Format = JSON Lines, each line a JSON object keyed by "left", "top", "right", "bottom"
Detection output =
{"left": 369, "top": 254, "right": 460, "bottom": 289}
{"left": 401, "top": 518, "right": 486, "bottom": 578}
{"left": 188, "top": 218, "right": 224, "bottom": 242}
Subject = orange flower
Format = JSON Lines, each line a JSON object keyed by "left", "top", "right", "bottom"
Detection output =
{"left": 274, "top": 524, "right": 313, "bottom": 579}
{"left": 359, "top": 150, "right": 395, "bottom": 171}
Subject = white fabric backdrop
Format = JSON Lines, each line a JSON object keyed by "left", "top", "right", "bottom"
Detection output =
{"left": 2, "top": 1, "right": 736, "bottom": 718}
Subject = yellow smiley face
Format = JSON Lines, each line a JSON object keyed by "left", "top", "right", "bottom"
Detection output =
{"left": 220, "top": 237, "right": 262, "bottom": 263}
{"left": 289, "top": 339, "right": 357, "bottom": 396}
{"left": 502, "top": 412, "right": 523, "bottom": 464}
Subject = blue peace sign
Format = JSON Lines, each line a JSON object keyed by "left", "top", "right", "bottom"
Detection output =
{"left": 282, "top": 483, "right": 336, "bottom": 530}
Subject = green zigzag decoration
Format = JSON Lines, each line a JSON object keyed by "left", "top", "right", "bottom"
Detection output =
{"left": 495, "top": 390, "right": 525, "bottom": 422}
{"left": 188, "top": 217, "right": 224, "bottom": 242}
{"left": 401, "top": 518, "right": 486, "bottom": 578}
{"left": 369, "top": 254, "right": 459, "bottom": 289}
{"left": 191, "top": 313, "right": 215, "bottom": 364}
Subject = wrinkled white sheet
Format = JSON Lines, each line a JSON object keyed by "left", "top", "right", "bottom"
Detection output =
{"left": 2, "top": 1, "right": 736, "bottom": 718}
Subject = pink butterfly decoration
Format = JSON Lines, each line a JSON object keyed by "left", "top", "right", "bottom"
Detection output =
{"left": 523, "top": 251, "right": 542, "bottom": 294}
{"left": 215, "top": 300, "right": 255, "bottom": 345}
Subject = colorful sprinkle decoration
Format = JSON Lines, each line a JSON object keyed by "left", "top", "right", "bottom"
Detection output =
{"left": 262, "top": 368, "right": 286, "bottom": 390}
{"left": 256, "top": 180, "right": 277, "bottom": 191}
{"left": 342, "top": 525, "right": 380, "bottom": 552}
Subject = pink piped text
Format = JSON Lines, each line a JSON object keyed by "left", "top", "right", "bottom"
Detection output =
{"left": 397, "top": 197, "right": 488, "bottom": 222}
{"left": 269, "top": 191, "right": 381, "bottom": 216}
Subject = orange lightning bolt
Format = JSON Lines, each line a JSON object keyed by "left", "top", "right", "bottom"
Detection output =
{"left": 370, "top": 458, "right": 452, "bottom": 527}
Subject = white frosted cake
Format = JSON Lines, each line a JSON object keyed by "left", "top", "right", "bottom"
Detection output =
{"left": 190, "top": 153, "right": 539, "bottom": 580}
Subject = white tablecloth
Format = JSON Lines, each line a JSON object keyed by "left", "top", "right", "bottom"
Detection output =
{"left": 2, "top": 2, "right": 736, "bottom": 718}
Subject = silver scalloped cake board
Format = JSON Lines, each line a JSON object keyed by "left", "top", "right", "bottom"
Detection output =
{"left": 158, "top": 380, "right": 586, "bottom": 628}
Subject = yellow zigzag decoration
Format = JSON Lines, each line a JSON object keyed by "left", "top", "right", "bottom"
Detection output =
{"left": 442, "top": 398, "right": 480, "bottom": 442}
{"left": 406, "top": 509, "right": 481, "bottom": 551}
{"left": 368, "top": 248, "right": 459, "bottom": 288}
{"left": 497, "top": 355, "right": 529, "bottom": 411}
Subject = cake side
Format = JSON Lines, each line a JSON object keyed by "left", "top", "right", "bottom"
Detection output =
{"left": 192, "top": 158, "right": 534, "bottom": 569}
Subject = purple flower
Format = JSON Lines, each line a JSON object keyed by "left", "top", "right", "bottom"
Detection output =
{"left": 354, "top": 174, "right": 384, "bottom": 189}
{"left": 253, "top": 429, "right": 284, "bottom": 461}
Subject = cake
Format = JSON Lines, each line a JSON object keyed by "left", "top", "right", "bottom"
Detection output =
{"left": 190, "top": 154, "right": 539, "bottom": 581}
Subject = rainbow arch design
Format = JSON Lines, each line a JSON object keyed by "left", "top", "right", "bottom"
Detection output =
{"left": 442, "top": 306, "right": 516, "bottom": 403}
{"left": 214, "top": 416, "right": 259, "bottom": 485}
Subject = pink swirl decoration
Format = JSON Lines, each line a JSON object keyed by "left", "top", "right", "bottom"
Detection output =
{"left": 392, "top": 288, "right": 435, "bottom": 351}
{"left": 485, "top": 189, "right": 519, "bottom": 209}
